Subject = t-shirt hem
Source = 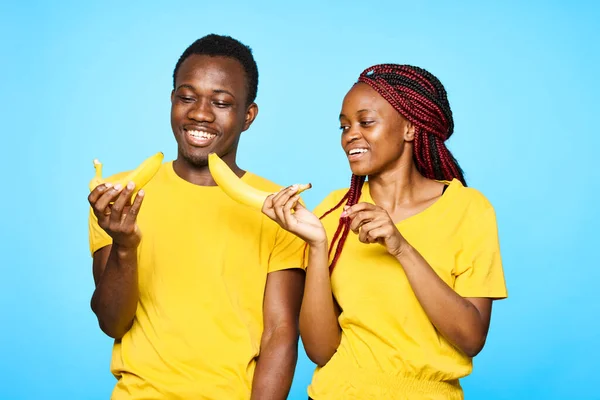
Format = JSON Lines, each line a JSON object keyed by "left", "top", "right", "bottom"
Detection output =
{"left": 90, "top": 238, "right": 112, "bottom": 257}
{"left": 455, "top": 290, "right": 508, "bottom": 299}
{"left": 268, "top": 263, "right": 306, "bottom": 273}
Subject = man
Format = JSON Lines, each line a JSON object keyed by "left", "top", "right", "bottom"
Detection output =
{"left": 87, "top": 34, "right": 305, "bottom": 399}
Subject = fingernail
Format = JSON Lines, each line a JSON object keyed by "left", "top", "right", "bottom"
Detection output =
{"left": 290, "top": 184, "right": 298, "bottom": 191}
{"left": 114, "top": 184, "right": 123, "bottom": 191}
{"left": 341, "top": 211, "right": 348, "bottom": 218}
{"left": 138, "top": 189, "right": 145, "bottom": 196}
{"left": 127, "top": 181, "right": 135, "bottom": 190}
{"left": 104, "top": 183, "right": 113, "bottom": 189}
{"left": 343, "top": 205, "right": 349, "bottom": 210}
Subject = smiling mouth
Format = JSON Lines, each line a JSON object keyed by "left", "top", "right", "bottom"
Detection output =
{"left": 184, "top": 128, "right": 217, "bottom": 147}
{"left": 347, "top": 148, "right": 369, "bottom": 160}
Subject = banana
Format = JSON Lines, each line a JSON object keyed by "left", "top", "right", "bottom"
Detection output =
{"left": 89, "top": 152, "right": 164, "bottom": 200}
{"left": 208, "top": 152, "right": 311, "bottom": 210}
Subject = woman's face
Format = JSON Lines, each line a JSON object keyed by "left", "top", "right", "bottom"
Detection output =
{"left": 339, "top": 83, "right": 414, "bottom": 177}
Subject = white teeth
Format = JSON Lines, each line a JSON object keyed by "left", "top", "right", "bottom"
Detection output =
{"left": 349, "top": 148, "right": 368, "bottom": 155}
{"left": 188, "top": 130, "right": 216, "bottom": 139}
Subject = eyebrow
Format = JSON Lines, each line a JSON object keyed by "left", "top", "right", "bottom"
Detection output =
{"left": 339, "top": 109, "right": 375, "bottom": 119}
{"left": 175, "top": 84, "right": 236, "bottom": 99}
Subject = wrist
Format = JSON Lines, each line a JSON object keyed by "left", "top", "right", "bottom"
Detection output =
{"left": 391, "top": 240, "right": 413, "bottom": 260}
{"left": 113, "top": 243, "right": 139, "bottom": 259}
{"left": 308, "top": 238, "right": 328, "bottom": 251}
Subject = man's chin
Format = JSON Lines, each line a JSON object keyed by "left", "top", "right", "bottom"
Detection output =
{"left": 180, "top": 149, "right": 210, "bottom": 168}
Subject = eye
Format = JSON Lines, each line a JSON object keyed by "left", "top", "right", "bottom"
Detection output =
{"left": 360, "top": 120, "right": 375, "bottom": 127}
{"left": 178, "top": 95, "right": 195, "bottom": 103}
{"left": 213, "top": 101, "right": 231, "bottom": 108}
{"left": 339, "top": 124, "right": 350, "bottom": 132}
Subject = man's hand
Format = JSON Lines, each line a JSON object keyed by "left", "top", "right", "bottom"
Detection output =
{"left": 88, "top": 181, "right": 144, "bottom": 249}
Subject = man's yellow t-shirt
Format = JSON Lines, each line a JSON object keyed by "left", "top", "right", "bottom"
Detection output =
{"left": 88, "top": 161, "right": 305, "bottom": 400}
{"left": 307, "top": 179, "right": 507, "bottom": 400}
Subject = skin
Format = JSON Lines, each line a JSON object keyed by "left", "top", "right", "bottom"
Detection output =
{"left": 263, "top": 82, "right": 494, "bottom": 367}
{"left": 88, "top": 54, "right": 304, "bottom": 400}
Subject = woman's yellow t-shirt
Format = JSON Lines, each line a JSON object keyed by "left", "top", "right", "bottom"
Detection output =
{"left": 307, "top": 179, "right": 507, "bottom": 400}
{"left": 88, "top": 162, "right": 306, "bottom": 400}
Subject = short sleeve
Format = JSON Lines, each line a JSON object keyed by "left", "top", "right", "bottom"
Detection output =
{"left": 268, "top": 226, "right": 307, "bottom": 273}
{"left": 454, "top": 206, "right": 508, "bottom": 299}
{"left": 88, "top": 206, "right": 112, "bottom": 257}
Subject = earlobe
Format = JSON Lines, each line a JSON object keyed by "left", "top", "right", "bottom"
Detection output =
{"left": 170, "top": 90, "right": 175, "bottom": 103}
{"left": 405, "top": 122, "right": 415, "bottom": 142}
{"left": 243, "top": 103, "right": 259, "bottom": 131}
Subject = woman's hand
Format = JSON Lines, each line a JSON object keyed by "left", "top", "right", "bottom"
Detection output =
{"left": 344, "top": 202, "right": 408, "bottom": 257}
{"left": 262, "top": 185, "right": 327, "bottom": 247}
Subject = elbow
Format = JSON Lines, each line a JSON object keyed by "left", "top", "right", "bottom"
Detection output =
{"left": 98, "top": 321, "right": 129, "bottom": 340}
{"left": 307, "top": 351, "right": 335, "bottom": 368}
{"left": 90, "top": 296, "right": 131, "bottom": 340}
{"left": 299, "top": 327, "right": 341, "bottom": 367}
{"left": 460, "top": 334, "right": 487, "bottom": 358}
{"left": 261, "top": 325, "right": 300, "bottom": 355}
{"left": 301, "top": 334, "right": 338, "bottom": 367}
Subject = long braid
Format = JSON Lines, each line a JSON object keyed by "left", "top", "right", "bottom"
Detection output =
{"left": 319, "top": 64, "right": 465, "bottom": 273}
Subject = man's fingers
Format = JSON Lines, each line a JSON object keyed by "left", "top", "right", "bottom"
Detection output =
{"left": 88, "top": 183, "right": 113, "bottom": 207}
{"left": 124, "top": 189, "right": 145, "bottom": 226}
{"left": 109, "top": 182, "right": 134, "bottom": 224}
{"left": 92, "top": 184, "right": 123, "bottom": 219}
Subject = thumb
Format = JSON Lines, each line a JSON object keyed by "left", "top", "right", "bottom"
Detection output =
{"left": 293, "top": 201, "right": 307, "bottom": 210}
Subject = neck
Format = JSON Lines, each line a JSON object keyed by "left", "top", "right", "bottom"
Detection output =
{"left": 367, "top": 157, "right": 429, "bottom": 213}
{"left": 173, "top": 149, "right": 244, "bottom": 186}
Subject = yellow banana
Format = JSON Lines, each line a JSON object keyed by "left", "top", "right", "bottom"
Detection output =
{"left": 88, "top": 152, "right": 164, "bottom": 199}
{"left": 208, "top": 152, "right": 311, "bottom": 210}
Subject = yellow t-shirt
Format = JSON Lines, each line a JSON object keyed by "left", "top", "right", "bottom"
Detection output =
{"left": 307, "top": 179, "right": 507, "bottom": 400}
{"left": 88, "top": 161, "right": 306, "bottom": 400}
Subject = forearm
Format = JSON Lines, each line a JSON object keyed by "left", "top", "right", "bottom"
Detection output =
{"left": 251, "top": 327, "right": 298, "bottom": 400}
{"left": 91, "top": 245, "right": 139, "bottom": 338}
{"left": 396, "top": 244, "right": 487, "bottom": 356}
{"left": 299, "top": 243, "right": 341, "bottom": 366}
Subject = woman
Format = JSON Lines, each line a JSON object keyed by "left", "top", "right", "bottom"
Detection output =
{"left": 263, "top": 64, "right": 507, "bottom": 399}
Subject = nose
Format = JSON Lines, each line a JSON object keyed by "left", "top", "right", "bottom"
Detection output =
{"left": 187, "top": 98, "right": 215, "bottom": 123}
{"left": 342, "top": 123, "right": 362, "bottom": 146}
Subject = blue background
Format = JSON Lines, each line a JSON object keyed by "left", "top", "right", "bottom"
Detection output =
{"left": 1, "top": 0, "right": 598, "bottom": 399}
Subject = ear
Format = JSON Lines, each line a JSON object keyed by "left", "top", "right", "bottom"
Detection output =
{"left": 242, "top": 102, "right": 259, "bottom": 132}
{"left": 170, "top": 89, "right": 175, "bottom": 103}
{"left": 404, "top": 120, "right": 415, "bottom": 142}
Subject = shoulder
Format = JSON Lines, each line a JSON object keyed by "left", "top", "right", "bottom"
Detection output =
{"left": 448, "top": 181, "right": 499, "bottom": 232}
{"left": 450, "top": 180, "right": 495, "bottom": 213}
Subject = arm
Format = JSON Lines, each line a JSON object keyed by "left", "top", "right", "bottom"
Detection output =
{"left": 91, "top": 244, "right": 140, "bottom": 339}
{"left": 299, "top": 242, "right": 342, "bottom": 367}
{"left": 251, "top": 269, "right": 304, "bottom": 400}
{"left": 394, "top": 245, "right": 492, "bottom": 357}
{"left": 88, "top": 182, "right": 144, "bottom": 339}
{"left": 346, "top": 203, "right": 492, "bottom": 357}
{"left": 261, "top": 186, "right": 342, "bottom": 367}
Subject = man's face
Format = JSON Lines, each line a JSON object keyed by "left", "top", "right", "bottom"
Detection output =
{"left": 170, "top": 54, "right": 257, "bottom": 167}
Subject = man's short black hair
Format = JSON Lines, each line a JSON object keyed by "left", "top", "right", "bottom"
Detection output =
{"left": 173, "top": 34, "right": 259, "bottom": 106}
